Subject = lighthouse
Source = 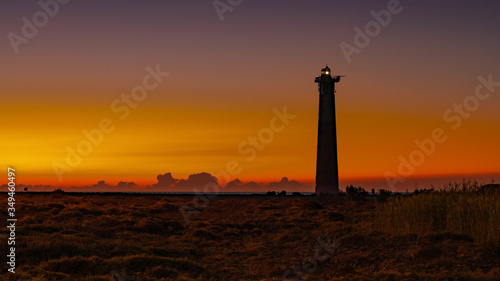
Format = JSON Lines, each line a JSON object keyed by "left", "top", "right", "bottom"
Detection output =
{"left": 315, "top": 66, "right": 341, "bottom": 195}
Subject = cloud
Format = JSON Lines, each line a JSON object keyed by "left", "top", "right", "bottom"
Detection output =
{"left": 153, "top": 173, "right": 178, "bottom": 187}
{"left": 0, "top": 173, "right": 311, "bottom": 193}
{"left": 93, "top": 180, "right": 111, "bottom": 188}
{"left": 174, "top": 172, "right": 218, "bottom": 189}
{"left": 222, "top": 177, "right": 310, "bottom": 192}
{"left": 234, "top": 181, "right": 262, "bottom": 189}
{"left": 0, "top": 184, "right": 52, "bottom": 192}
{"left": 117, "top": 181, "right": 137, "bottom": 188}
{"left": 226, "top": 178, "right": 242, "bottom": 188}
{"left": 267, "top": 177, "right": 305, "bottom": 190}
{"left": 149, "top": 172, "right": 219, "bottom": 191}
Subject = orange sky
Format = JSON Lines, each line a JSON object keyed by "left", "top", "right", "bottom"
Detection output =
{"left": 1, "top": 1, "right": 499, "bottom": 191}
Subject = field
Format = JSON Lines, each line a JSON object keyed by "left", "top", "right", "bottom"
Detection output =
{"left": 1, "top": 186, "right": 499, "bottom": 281}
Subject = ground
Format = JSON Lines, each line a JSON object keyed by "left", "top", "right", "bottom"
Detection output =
{"left": 0, "top": 193, "right": 499, "bottom": 280}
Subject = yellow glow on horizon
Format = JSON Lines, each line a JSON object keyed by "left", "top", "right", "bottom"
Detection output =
{"left": 2, "top": 92, "right": 499, "bottom": 188}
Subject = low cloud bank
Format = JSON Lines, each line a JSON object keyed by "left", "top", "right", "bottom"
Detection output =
{"left": 1, "top": 172, "right": 312, "bottom": 192}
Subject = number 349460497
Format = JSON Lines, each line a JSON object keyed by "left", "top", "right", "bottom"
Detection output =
{"left": 7, "top": 167, "right": 16, "bottom": 214}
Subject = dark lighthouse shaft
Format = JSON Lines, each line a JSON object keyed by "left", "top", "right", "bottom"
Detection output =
{"left": 315, "top": 66, "right": 341, "bottom": 195}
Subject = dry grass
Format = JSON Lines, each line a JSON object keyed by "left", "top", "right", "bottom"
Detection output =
{"left": 0, "top": 189, "right": 499, "bottom": 280}
{"left": 376, "top": 180, "right": 500, "bottom": 246}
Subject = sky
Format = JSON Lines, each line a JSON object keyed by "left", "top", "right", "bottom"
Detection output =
{"left": 1, "top": 0, "right": 499, "bottom": 192}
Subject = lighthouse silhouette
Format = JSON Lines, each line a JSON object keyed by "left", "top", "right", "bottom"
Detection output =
{"left": 315, "top": 66, "right": 341, "bottom": 195}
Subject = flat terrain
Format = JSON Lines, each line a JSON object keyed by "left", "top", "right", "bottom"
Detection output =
{"left": 1, "top": 192, "right": 499, "bottom": 280}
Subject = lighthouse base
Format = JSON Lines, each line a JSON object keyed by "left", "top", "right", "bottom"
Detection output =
{"left": 315, "top": 184, "right": 339, "bottom": 195}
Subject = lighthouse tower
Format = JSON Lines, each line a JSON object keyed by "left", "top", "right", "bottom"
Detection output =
{"left": 315, "top": 66, "right": 341, "bottom": 195}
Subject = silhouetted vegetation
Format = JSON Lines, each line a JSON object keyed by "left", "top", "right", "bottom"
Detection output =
{"left": 345, "top": 185, "right": 368, "bottom": 201}
{"left": 377, "top": 180, "right": 500, "bottom": 246}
